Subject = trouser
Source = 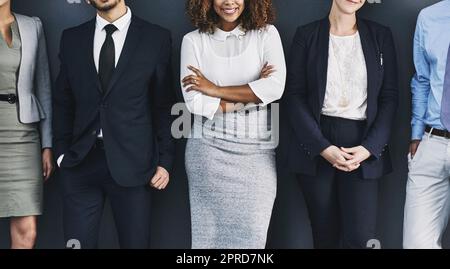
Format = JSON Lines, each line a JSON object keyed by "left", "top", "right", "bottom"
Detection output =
{"left": 403, "top": 133, "right": 450, "bottom": 249}
{"left": 297, "top": 115, "right": 378, "bottom": 249}
{"left": 59, "top": 141, "right": 152, "bottom": 249}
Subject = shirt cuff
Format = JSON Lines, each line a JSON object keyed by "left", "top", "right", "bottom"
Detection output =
{"left": 57, "top": 154, "right": 65, "bottom": 168}
{"left": 248, "top": 79, "right": 283, "bottom": 107}
{"left": 188, "top": 95, "right": 221, "bottom": 120}
{"left": 411, "top": 123, "right": 426, "bottom": 140}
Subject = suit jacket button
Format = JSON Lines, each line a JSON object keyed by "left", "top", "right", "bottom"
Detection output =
{"left": 92, "top": 130, "right": 97, "bottom": 135}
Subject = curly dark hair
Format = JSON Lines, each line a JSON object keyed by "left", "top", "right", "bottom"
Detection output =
{"left": 186, "top": 0, "right": 276, "bottom": 34}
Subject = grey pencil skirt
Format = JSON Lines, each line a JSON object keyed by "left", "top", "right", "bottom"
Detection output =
{"left": 186, "top": 136, "right": 277, "bottom": 249}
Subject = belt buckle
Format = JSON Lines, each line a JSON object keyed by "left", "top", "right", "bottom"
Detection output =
{"left": 7, "top": 94, "right": 16, "bottom": 104}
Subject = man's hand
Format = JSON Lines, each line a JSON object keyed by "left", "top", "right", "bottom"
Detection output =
{"left": 150, "top": 166, "right": 170, "bottom": 190}
{"left": 409, "top": 140, "right": 421, "bottom": 159}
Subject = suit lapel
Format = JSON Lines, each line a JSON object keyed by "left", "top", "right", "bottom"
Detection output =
{"left": 357, "top": 18, "right": 378, "bottom": 125}
{"left": 317, "top": 18, "right": 330, "bottom": 111}
{"left": 83, "top": 19, "right": 102, "bottom": 94}
{"left": 14, "top": 14, "right": 31, "bottom": 98}
{"left": 103, "top": 16, "right": 143, "bottom": 98}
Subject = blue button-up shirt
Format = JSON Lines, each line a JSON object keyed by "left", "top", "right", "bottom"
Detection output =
{"left": 411, "top": 0, "right": 450, "bottom": 140}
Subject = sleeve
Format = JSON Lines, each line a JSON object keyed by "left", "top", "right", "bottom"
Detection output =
{"left": 283, "top": 27, "right": 331, "bottom": 158}
{"left": 248, "top": 25, "right": 287, "bottom": 106}
{"left": 361, "top": 27, "right": 399, "bottom": 159}
{"left": 52, "top": 30, "right": 75, "bottom": 159}
{"left": 180, "top": 34, "right": 221, "bottom": 120}
{"left": 151, "top": 30, "right": 176, "bottom": 172}
{"left": 33, "top": 17, "right": 53, "bottom": 149}
{"left": 410, "top": 12, "right": 430, "bottom": 141}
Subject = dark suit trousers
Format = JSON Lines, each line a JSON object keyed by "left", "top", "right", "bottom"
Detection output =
{"left": 59, "top": 141, "right": 152, "bottom": 249}
{"left": 297, "top": 115, "right": 378, "bottom": 249}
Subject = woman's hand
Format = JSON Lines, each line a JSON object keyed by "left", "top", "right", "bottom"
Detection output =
{"left": 339, "top": 146, "right": 372, "bottom": 171}
{"left": 260, "top": 62, "right": 275, "bottom": 79}
{"left": 320, "top": 145, "right": 354, "bottom": 171}
{"left": 182, "top": 66, "right": 220, "bottom": 97}
{"left": 42, "top": 148, "right": 54, "bottom": 182}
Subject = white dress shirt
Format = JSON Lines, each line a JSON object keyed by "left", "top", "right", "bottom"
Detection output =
{"left": 321, "top": 32, "right": 368, "bottom": 120}
{"left": 57, "top": 7, "right": 132, "bottom": 167}
{"left": 180, "top": 24, "right": 286, "bottom": 120}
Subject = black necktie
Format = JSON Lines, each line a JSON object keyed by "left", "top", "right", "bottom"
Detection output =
{"left": 98, "top": 24, "right": 118, "bottom": 93}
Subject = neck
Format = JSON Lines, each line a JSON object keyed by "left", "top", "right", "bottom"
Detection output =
{"left": 0, "top": 2, "right": 13, "bottom": 25}
{"left": 97, "top": 4, "right": 127, "bottom": 23}
{"left": 219, "top": 20, "right": 239, "bottom": 32}
{"left": 329, "top": 3, "right": 357, "bottom": 36}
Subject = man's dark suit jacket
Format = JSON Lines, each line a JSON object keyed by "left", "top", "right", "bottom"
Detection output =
{"left": 53, "top": 15, "right": 175, "bottom": 187}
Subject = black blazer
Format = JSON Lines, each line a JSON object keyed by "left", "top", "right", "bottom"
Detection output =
{"left": 53, "top": 15, "right": 176, "bottom": 187}
{"left": 282, "top": 17, "right": 398, "bottom": 180}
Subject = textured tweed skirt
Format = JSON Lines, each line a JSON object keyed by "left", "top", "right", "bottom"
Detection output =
{"left": 186, "top": 134, "right": 277, "bottom": 249}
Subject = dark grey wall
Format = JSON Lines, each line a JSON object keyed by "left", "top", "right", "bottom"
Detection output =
{"left": 1, "top": 0, "right": 448, "bottom": 249}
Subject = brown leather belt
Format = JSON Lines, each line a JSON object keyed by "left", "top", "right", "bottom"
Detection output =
{"left": 425, "top": 126, "right": 450, "bottom": 139}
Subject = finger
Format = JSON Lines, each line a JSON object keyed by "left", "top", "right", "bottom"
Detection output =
{"left": 334, "top": 165, "right": 350, "bottom": 172}
{"left": 160, "top": 179, "right": 170, "bottom": 190}
{"left": 45, "top": 163, "right": 53, "bottom": 181}
{"left": 340, "top": 147, "right": 355, "bottom": 153}
{"left": 150, "top": 173, "right": 163, "bottom": 185}
{"left": 345, "top": 163, "right": 361, "bottom": 172}
{"left": 182, "top": 75, "right": 194, "bottom": 82}
{"left": 183, "top": 79, "right": 198, "bottom": 88}
{"left": 340, "top": 151, "right": 354, "bottom": 160}
{"left": 188, "top": 66, "right": 203, "bottom": 77}
{"left": 409, "top": 145, "right": 418, "bottom": 157}
{"left": 186, "top": 86, "right": 199, "bottom": 92}
{"left": 334, "top": 155, "right": 348, "bottom": 166}
{"left": 260, "top": 72, "right": 270, "bottom": 78}
{"left": 43, "top": 161, "right": 48, "bottom": 178}
{"left": 342, "top": 157, "right": 359, "bottom": 166}
{"left": 261, "top": 67, "right": 274, "bottom": 74}
{"left": 160, "top": 177, "right": 170, "bottom": 190}
{"left": 182, "top": 75, "right": 198, "bottom": 83}
{"left": 261, "top": 62, "right": 268, "bottom": 71}
{"left": 154, "top": 176, "right": 168, "bottom": 189}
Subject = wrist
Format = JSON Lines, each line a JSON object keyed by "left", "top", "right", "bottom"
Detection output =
{"left": 213, "top": 85, "right": 223, "bottom": 98}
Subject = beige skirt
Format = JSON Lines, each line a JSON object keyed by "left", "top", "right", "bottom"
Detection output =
{"left": 0, "top": 103, "right": 42, "bottom": 218}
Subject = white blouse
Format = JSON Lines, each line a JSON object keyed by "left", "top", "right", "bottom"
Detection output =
{"left": 321, "top": 32, "right": 368, "bottom": 120}
{"left": 180, "top": 25, "right": 286, "bottom": 120}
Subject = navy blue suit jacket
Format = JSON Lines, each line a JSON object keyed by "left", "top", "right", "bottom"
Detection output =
{"left": 53, "top": 16, "right": 176, "bottom": 187}
{"left": 282, "top": 17, "right": 398, "bottom": 180}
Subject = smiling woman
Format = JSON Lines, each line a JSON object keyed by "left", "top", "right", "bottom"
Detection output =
{"left": 186, "top": 0, "right": 274, "bottom": 33}
{"left": 282, "top": 0, "right": 399, "bottom": 248}
{"left": 181, "top": 0, "right": 286, "bottom": 249}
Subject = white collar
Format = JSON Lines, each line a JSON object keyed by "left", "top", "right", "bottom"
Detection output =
{"left": 211, "top": 25, "right": 246, "bottom": 42}
{"left": 96, "top": 6, "right": 132, "bottom": 32}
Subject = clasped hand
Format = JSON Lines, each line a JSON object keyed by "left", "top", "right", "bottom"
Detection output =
{"left": 320, "top": 145, "right": 371, "bottom": 172}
